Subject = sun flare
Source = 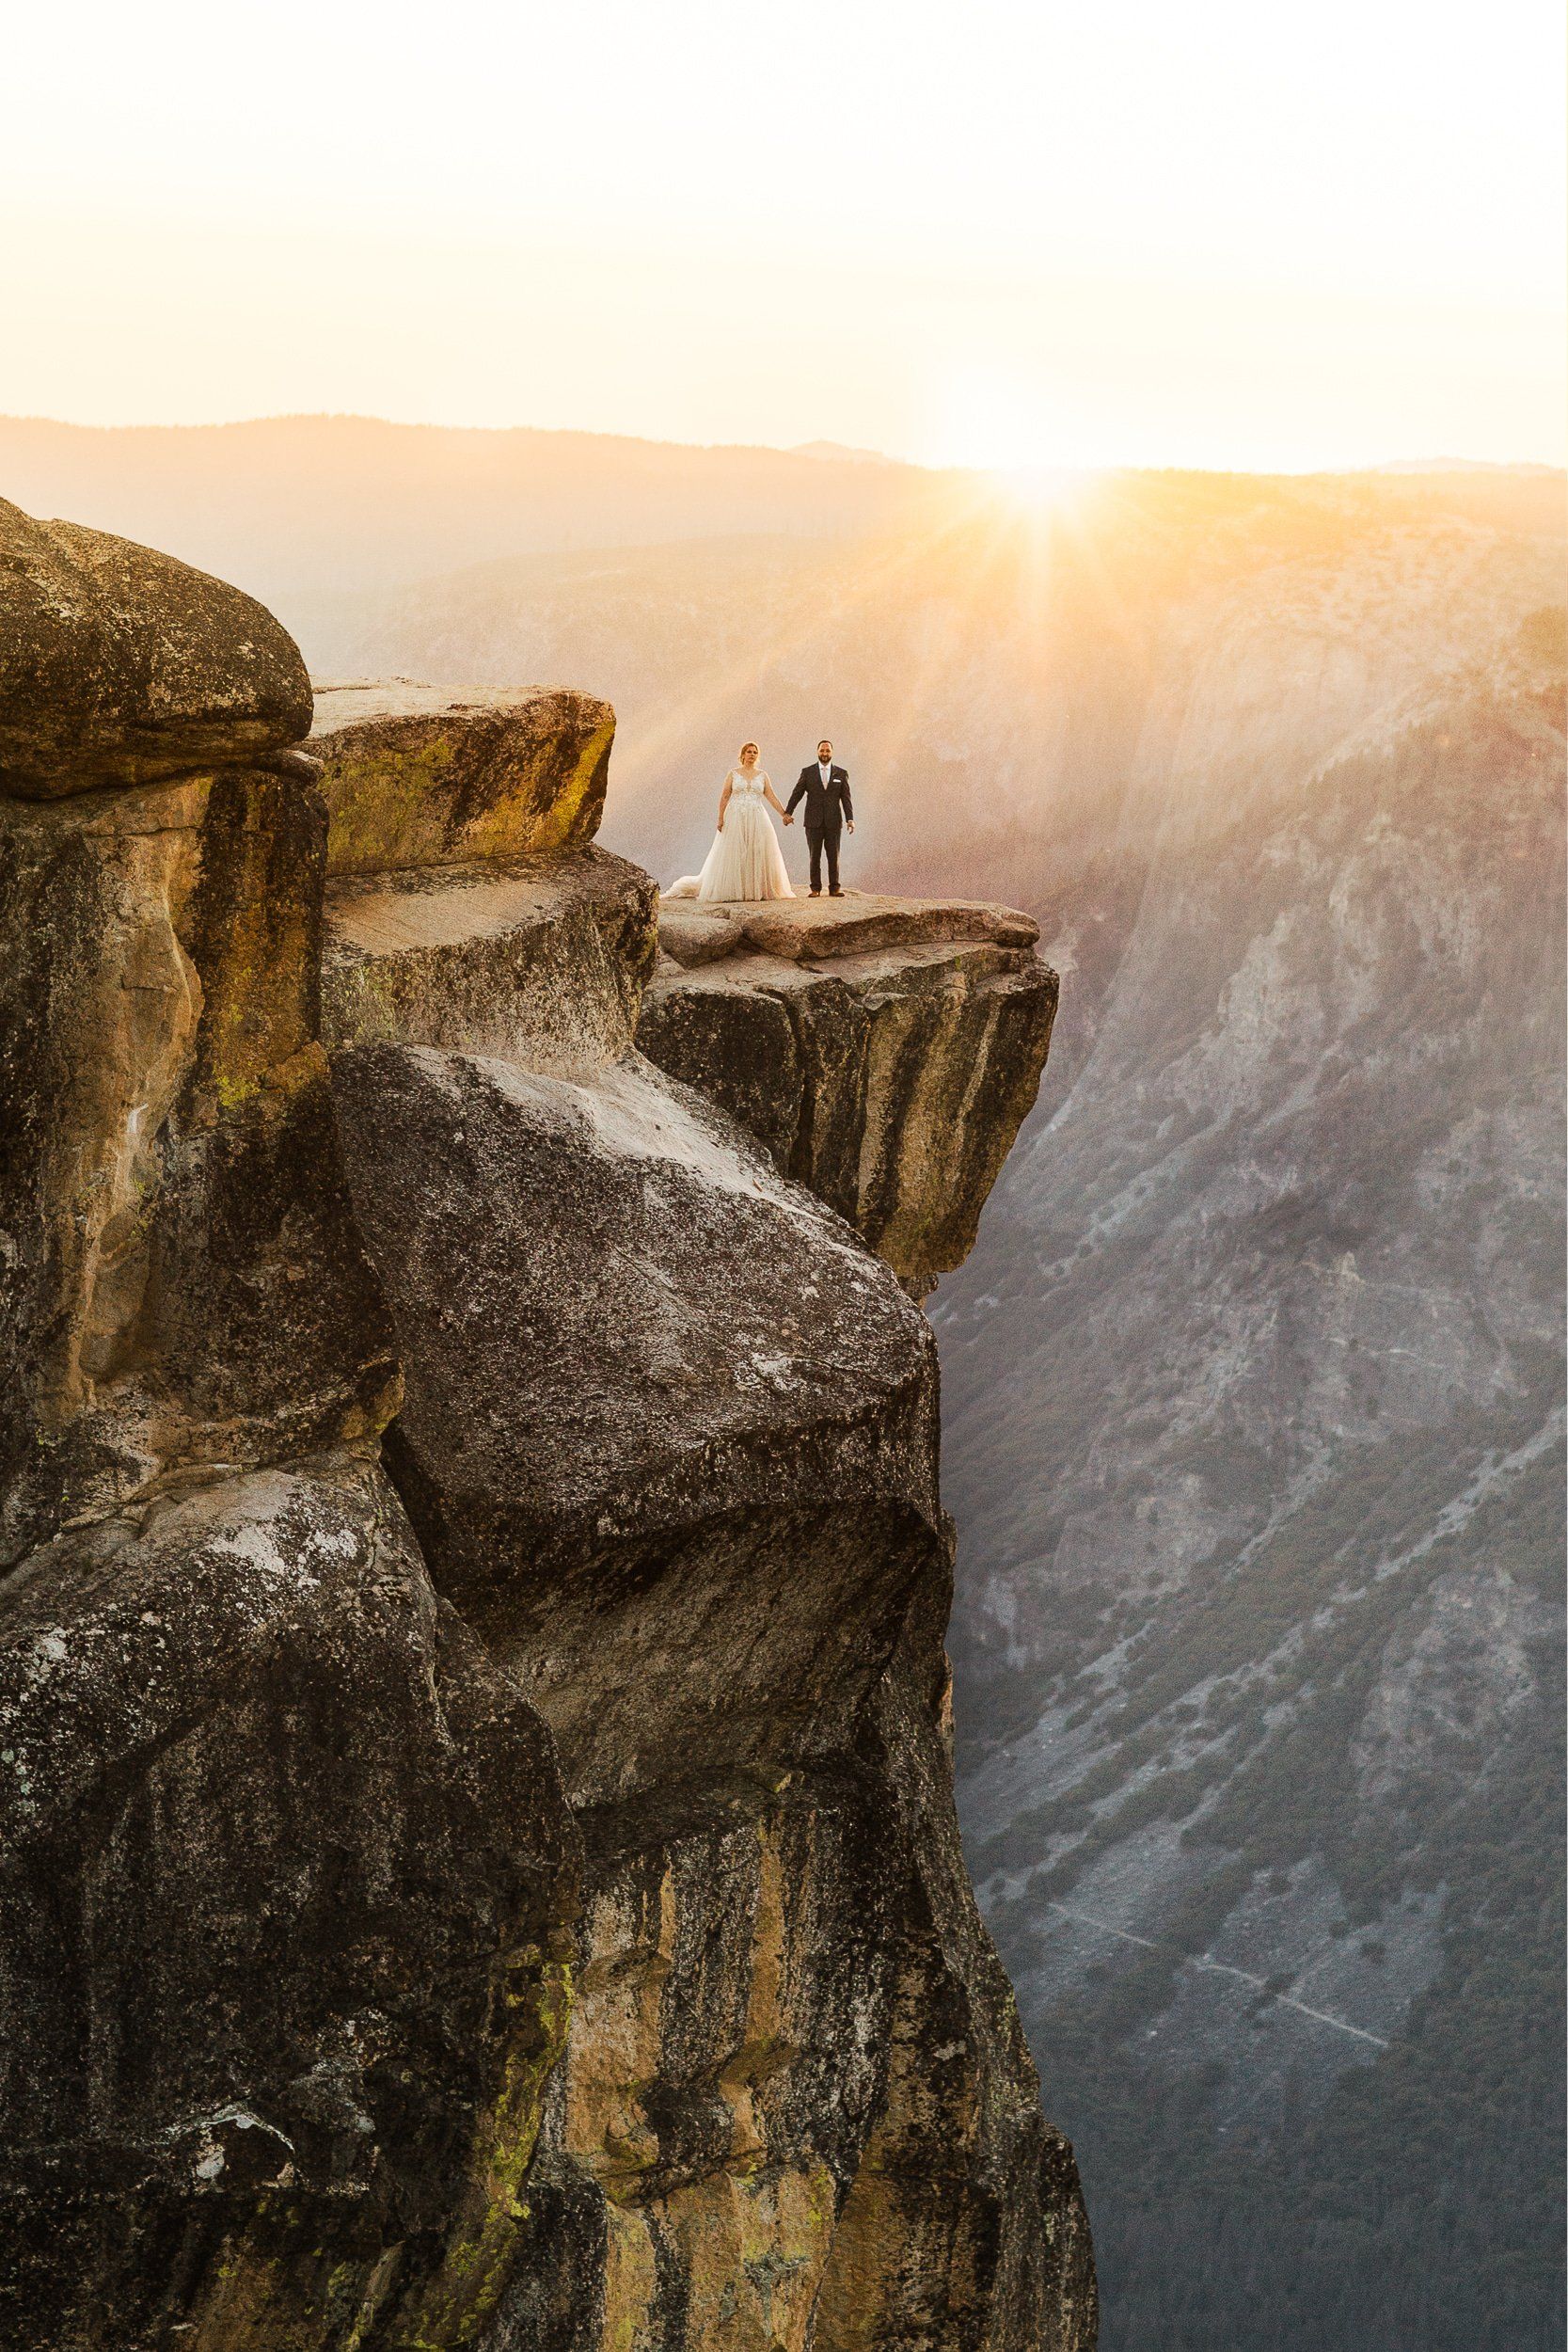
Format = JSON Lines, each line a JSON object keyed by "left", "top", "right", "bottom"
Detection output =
{"left": 984, "top": 464, "right": 1099, "bottom": 518}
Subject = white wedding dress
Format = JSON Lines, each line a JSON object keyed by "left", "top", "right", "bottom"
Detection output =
{"left": 667, "top": 770, "right": 794, "bottom": 903}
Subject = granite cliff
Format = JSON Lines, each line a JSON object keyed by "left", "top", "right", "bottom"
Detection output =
{"left": 0, "top": 505, "right": 1093, "bottom": 2349}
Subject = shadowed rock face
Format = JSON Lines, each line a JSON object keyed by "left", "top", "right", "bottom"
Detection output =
{"left": 1, "top": 555, "right": 1090, "bottom": 2350}
{"left": 0, "top": 1462, "right": 576, "bottom": 2352}
{"left": 500, "top": 1727, "right": 1095, "bottom": 2352}
{"left": 324, "top": 807, "right": 1089, "bottom": 2338}
{"left": 331, "top": 1041, "right": 1095, "bottom": 2348}
{"left": 331, "top": 1043, "right": 944, "bottom": 1806}
{"left": 639, "top": 897, "right": 1058, "bottom": 1297}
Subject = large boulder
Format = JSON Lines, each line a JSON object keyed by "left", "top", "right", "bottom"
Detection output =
{"left": 322, "top": 847, "right": 657, "bottom": 1077}
{"left": 639, "top": 894, "right": 1058, "bottom": 1296}
{"left": 0, "top": 501, "right": 311, "bottom": 796}
{"left": 0, "top": 1462, "right": 578, "bottom": 2349}
{"left": 330, "top": 1043, "right": 943, "bottom": 1806}
{"left": 309, "top": 688, "right": 616, "bottom": 877}
{"left": 330, "top": 1039, "right": 1095, "bottom": 2346}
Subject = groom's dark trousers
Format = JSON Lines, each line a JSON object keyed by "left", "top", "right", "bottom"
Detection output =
{"left": 786, "top": 764, "right": 853, "bottom": 891}
{"left": 807, "top": 815, "right": 840, "bottom": 893}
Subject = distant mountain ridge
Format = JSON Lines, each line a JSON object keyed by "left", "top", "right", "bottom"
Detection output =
{"left": 789, "top": 438, "right": 902, "bottom": 465}
{"left": 0, "top": 413, "right": 949, "bottom": 615}
{"left": 1374, "top": 455, "right": 1561, "bottom": 473}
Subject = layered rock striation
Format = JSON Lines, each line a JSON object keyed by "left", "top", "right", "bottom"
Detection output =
{"left": 640, "top": 898, "right": 1057, "bottom": 1298}
{"left": 0, "top": 527, "right": 1093, "bottom": 2347}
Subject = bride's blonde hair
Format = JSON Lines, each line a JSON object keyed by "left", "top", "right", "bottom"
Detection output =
{"left": 738, "top": 741, "right": 759, "bottom": 762}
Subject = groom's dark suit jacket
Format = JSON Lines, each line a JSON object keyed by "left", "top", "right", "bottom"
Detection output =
{"left": 786, "top": 763, "right": 853, "bottom": 830}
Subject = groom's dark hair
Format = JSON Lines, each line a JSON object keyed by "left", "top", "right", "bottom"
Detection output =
{"left": 817, "top": 738, "right": 832, "bottom": 752}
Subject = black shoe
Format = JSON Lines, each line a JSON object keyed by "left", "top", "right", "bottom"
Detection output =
{"left": 829, "top": 887, "right": 845, "bottom": 897}
{"left": 809, "top": 886, "right": 821, "bottom": 897}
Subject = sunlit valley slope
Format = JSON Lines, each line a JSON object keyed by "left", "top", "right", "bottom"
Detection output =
{"left": 6, "top": 424, "right": 1562, "bottom": 2350}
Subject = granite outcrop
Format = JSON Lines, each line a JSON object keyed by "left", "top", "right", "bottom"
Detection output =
{"left": 640, "top": 898, "right": 1057, "bottom": 1297}
{"left": 0, "top": 534, "right": 1093, "bottom": 2347}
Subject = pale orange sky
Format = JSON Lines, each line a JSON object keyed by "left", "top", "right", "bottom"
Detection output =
{"left": 4, "top": 0, "right": 1563, "bottom": 471}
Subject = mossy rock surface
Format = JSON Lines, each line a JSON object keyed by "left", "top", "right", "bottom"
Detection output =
{"left": 309, "top": 690, "right": 615, "bottom": 877}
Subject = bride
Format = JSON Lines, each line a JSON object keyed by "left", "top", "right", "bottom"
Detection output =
{"left": 666, "top": 742, "right": 794, "bottom": 902}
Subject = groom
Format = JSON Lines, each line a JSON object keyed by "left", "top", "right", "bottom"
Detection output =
{"left": 784, "top": 739, "right": 854, "bottom": 896}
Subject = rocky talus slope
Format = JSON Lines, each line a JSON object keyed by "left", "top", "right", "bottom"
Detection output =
{"left": 0, "top": 505, "right": 1093, "bottom": 2350}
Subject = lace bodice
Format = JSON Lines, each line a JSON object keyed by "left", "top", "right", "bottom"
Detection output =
{"left": 728, "top": 768, "right": 769, "bottom": 798}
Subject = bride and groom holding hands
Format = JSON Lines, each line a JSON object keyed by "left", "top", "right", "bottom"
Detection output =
{"left": 668, "top": 739, "right": 854, "bottom": 904}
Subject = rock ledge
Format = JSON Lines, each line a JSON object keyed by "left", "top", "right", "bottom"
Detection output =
{"left": 640, "top": 890, "right": 1058, "bottom": 1295}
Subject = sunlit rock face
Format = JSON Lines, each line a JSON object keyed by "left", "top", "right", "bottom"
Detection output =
{"left": 640, "top": 896, "right": 1057, "bottom": 1297}
{"left": 0, "top": 554, "right": 1091, "bottom": 2352}
{"left": 309, "top": 683, "right": 615, "bottom": 877}
{"left": 0, "top": 761, "right": 398, "bottom": 1564}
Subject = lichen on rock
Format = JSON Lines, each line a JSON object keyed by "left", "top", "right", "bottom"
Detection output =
{"left": 309, "top": 686, "right": 616, "bottom": 877}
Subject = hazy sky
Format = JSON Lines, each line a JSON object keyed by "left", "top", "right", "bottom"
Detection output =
{"left": 5, "top": 0, "right": 1563, "bottom": 469}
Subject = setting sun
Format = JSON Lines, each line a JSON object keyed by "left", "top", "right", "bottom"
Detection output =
{"left": 984, "top": 465, "right": 1099, "bottom": 519}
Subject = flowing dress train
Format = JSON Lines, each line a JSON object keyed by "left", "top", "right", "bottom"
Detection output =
{"left": 667, "top": 771, "right": 794, "bottom": 902}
